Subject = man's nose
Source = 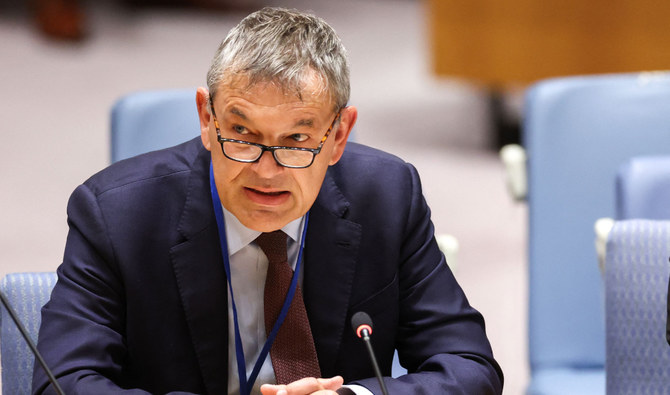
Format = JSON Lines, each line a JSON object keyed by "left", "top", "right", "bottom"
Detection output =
{"left": 252, "top": 150, "right": 283, "bottom": 177}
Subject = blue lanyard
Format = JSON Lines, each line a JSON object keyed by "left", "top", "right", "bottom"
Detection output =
{"left": 209, "top": 162, "right": 309, "bottom": 395}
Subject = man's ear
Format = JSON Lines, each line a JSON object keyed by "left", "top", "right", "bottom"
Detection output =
{"left": 196, "top": 87, "right": 212, "bottom": 151}
{"left": 328, "top": 105, "right": 358, "bottom": 165}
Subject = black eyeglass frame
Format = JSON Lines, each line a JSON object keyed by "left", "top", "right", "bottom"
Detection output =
{"left": 209, "top": 97, "right": 342, "bottom": 169}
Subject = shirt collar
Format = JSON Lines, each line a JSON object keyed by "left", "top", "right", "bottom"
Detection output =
{"left": 222, "top": 206, "right": 305, "bottom": 255}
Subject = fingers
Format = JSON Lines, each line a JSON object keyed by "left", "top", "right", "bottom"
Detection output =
{"left": 259, "top": 384, "right": 284, "bottom": 395}
{"left": 319, "top": 376, "right": 344, "bottom": 390}
{"left": 260, "top": 376, "right": 344, "bottom": 395}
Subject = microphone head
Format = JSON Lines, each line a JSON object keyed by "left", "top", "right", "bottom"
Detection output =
{"left": 351, "top": 311, "right": 373, "bottom": 338}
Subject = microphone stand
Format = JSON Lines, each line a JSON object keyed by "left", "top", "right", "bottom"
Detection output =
{"left": 0, "top": 290, "right": 65, "bottom": 395}
{"left": 360, "top": 329, "right": 389, "bottom": 395}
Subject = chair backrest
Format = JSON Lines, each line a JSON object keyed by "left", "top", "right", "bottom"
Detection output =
{"left": 616, "top": 156, "right": 670, "bottom": 220}
{"left": 605, "top": 219, "right": 670, "bottom": 394}
{"left": 110, "top": 88, "right": 201, "bottom": 163}
{"left": 524, "top": 72, "right": 670, "bottom": 373}
{"left": 0, "top": 272, "right": 58, "bottom": 395}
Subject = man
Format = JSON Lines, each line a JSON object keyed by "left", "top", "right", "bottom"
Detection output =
{"left": 34, "top": 7, "right": 503, "bottom": 395}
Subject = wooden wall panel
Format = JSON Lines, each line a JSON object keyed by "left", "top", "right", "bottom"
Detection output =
{"left": 429, "top": 0, "right": 670, "bottom": 84}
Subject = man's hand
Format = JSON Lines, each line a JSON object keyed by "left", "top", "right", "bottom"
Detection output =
{"left": 260, "top": 376, "right": 344, "bottom": 395}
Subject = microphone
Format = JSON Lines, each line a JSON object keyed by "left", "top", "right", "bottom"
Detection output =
{"left": 351, "top": 312, "right": 389, "bottom": 395}
{"left": 0, "top": 290, "right": 65, "bottom": 395}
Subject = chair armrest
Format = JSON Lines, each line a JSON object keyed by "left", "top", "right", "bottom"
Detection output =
{"left": 436, "top": 234, "right": 459, "bottom": 273}
{"left": 499, "top": 144, "right": 527, "bottom": 201}
{"left": 594, "top": 217, "right": 614, "bottom": 274}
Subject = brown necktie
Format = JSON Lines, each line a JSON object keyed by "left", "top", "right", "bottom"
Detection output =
{"left": 256, "top": 231, "right": 321, "bottom": 384}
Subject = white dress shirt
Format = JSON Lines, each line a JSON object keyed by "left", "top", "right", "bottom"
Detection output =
{"left": 222, "top": 208, "right": 372, "bottom": 395}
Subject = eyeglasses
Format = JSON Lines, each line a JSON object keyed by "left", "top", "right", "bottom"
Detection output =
{"left": 209, "top": 99, "right": 341, "bottom": 169}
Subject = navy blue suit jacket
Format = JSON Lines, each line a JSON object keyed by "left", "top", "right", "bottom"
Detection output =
{"left": 34, "top": 138, "right": 503, "bottom": 394}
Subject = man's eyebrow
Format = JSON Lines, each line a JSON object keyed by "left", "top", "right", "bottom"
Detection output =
{"left": 228, "top": 107, "right": 247, "bottom": 120}
{"left": 294, "top": 118, "right": 314, "bottom": 128}
{"left": 228, "top": 107, "right": 316, "bottom": 128}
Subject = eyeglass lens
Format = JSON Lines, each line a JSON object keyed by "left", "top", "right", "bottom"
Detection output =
{"left": 222, "top": 141, "right": 314, "bottom": 167}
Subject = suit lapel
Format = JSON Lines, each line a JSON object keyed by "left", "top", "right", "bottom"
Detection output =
{"left": 170, "top": 148, "right": 229, "bottom": 395}
{"left": 303, "top": 172, "right": 362, "bottom": 377}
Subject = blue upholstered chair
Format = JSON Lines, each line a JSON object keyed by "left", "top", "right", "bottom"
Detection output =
{"left": 516, "top": 72, "right": 670, "bottom": 394}
{"left": 616, "top": 156, "right": 670, "bottom": 220}
{"left": 0, "top": 272, "right": 58, "bottom": 395}
{"left": 604, "top": 219, "right": 670, "bottom": 394}
{"left": 111, "top": 88, "right": 200, "bottom": 163}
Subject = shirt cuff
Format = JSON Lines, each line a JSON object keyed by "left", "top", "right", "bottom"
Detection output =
{"left": 338, "top": 384, "right": 374, "bottom": 395}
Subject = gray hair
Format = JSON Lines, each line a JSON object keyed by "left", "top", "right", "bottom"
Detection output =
{"left": 206, "top": 7, "right": 350, "bottom": 111}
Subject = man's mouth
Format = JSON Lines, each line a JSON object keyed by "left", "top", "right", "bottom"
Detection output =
{"left": 243, "top": 187, "right": 290, "bottom": 206}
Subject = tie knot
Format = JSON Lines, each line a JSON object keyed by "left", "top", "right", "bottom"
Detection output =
{"left": 256, "top": 230, "right": 288, "bottom": 264}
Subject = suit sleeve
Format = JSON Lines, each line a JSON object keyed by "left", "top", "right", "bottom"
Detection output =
{"left": 350, "top": 162, "right": 504, "bottom": 394}
{"left": 32, "top": 184, "right": 198, "bottom": 395}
